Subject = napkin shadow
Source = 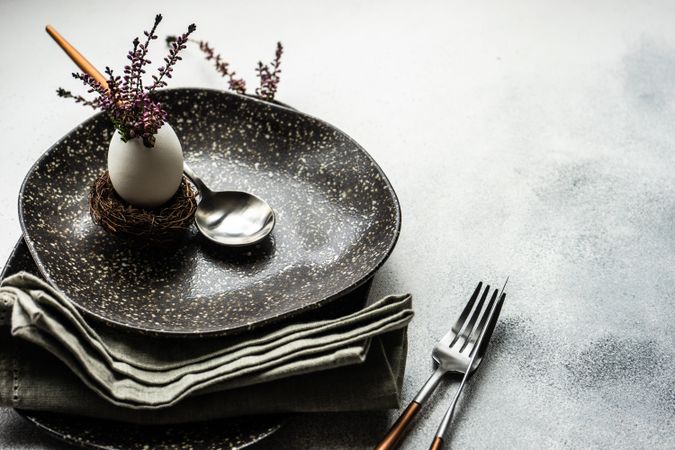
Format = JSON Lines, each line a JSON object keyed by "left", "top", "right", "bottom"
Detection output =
{"left": 253, "top": 411, "right": 392, "bottom": 450}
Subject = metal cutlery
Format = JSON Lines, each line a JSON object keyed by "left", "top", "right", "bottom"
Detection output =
{"left": 183, "top": 163, "right": 275, "bottom": 246}
{"left": 376, "top": 281, "right": 506, "bottom": 450}
{"left": 428, "top": 281, "right": 505, "bottom": 449}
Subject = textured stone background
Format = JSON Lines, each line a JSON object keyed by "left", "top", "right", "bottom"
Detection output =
{"left": 1, "top": 0, "right": 674, "bottom": 448}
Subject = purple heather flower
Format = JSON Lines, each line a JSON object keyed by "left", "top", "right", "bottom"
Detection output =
{"left": 168, "top": 37, "right": 283, "bottom": 100}
{"left": 57, "top": 15, "right": 195, "bottom": 148}
{"left": 255, "top": 42, "right": 283, "bottom": 101}
{"left": 149, "top": 23, "right": 196, "bottom": 91}
{"left": 191, "top": 39, "right": 247, "bottom": 94}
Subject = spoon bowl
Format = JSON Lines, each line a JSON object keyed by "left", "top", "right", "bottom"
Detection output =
{"left": 184, "top": 163, "right": 275, "bottom": 246}
{"left": 195, "top": 190, "right": 275, "bottom": 246}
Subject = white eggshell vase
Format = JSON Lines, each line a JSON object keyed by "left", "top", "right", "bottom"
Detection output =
{"left": 108, "top": 123, "right": 184, "bottom": 208}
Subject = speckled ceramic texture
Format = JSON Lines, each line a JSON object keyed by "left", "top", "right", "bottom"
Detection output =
{"left": 18, "top": 89, "right": 401, "bottom": 336}
{"left": 17, "top": 410, "right": 282, "bottom": 450}
{"left": 1, "top": 237, "right": 285, "bottom": 450}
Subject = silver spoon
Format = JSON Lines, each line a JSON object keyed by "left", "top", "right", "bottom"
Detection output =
{"left": 183, "top": 163, "right": 275, "bottom": 246}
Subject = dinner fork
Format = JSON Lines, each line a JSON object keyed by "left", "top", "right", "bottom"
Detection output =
{"left": 428, "top": 282, "right": 505, "bottom": 450}
{"left": 375, "top": 281, "right": 506, "bottom": 450}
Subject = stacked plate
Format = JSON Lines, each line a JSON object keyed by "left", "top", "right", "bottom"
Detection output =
{"left": 6, "top": 89, "right": 401, "bottom": 448}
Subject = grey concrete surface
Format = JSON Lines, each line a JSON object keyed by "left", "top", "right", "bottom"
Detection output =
{"left": 1, "top": 0, "right": 674, "bottom": 448}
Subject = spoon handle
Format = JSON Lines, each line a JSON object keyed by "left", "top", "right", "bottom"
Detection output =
{"left": 183, "top": 162, "right": 211, "bottom": 195}
{"left": 45, "top": 25, "right": 109, "bottom": 90}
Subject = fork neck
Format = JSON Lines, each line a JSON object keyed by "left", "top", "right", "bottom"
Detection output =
{"left": 413, "top": 367, "right": 445, "bottom": 404}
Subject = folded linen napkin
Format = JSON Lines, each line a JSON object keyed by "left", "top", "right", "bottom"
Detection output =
{"left": 0, "top": 271, "right": 413, "bottom": 424}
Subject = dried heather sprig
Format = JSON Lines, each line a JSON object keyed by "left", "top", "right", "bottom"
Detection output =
{"left": 122, "top": 37, "right": 140, "bottom": 99}
{"left": 105, "top": 67, "right": 167, "bottom": 146}
{"left": 57, "top": 15, "right": 195, "bottom": 148}
{"left": 170, "top": 37, "right": 283, "bottom": 99}
{"left": 190, "top": 39, "right": 246, "bottom": 94}
{"left": 123, "top": 14, "right": 162, "bottom": 97}
{"left": 255, "top": 42, "right": 283, "bottom": 100}
{"left": 149, "top": 23, "right": 196, "bottom": 91}
{"left": 56, "top": 88, "right": 101, "bottom": 109}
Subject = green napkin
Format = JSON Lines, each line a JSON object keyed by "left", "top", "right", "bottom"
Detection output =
{"left": 0, "top": 272, "right": 413, "bottom": 424}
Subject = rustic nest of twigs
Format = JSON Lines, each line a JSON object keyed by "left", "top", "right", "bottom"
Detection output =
{"left": 89, "top": 171, "right": 197, "bottom": 244}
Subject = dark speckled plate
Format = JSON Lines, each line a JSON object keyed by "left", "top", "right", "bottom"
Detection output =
{"left": 19, "top": 89, "right": 400, "bottom": 336}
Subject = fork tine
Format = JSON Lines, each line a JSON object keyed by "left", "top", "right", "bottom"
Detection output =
{"left": 440, "top": 282, "right": 482, "bottom": 346}
{"left": 468, "top": 292, "right": 505, "bottom": 359}
{"left": 462, "top": 288, "right": 499, "bottom": 353}
{"left": 451, "top": 284, "right": 490, "bottom": 347}
{"left": 451, "top": 281, "right": 482, "bottom": 334}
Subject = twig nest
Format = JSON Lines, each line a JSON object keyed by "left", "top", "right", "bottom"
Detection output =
{"left": 89, "top": 171, "right": 197, "bottom": 244}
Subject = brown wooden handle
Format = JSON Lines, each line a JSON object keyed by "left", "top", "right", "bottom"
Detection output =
{"left": 429, "top": 436, "right": 444, "bottom": 450}
{"left": 45, "top": 24, "right": 109, "bottom": 90}
{"left": 375, "top": 401, "right": 421, "bottom": 450}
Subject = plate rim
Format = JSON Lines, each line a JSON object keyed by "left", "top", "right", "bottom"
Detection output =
{"left": 18, "top": 87, "right": 402, "bottom": 336}
{"left": 15, "top": 408, "right": 286, "bottom": 450}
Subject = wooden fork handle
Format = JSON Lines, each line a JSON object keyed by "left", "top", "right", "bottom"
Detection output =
{"left": 374, "top": 401, "right": 421, "bottom": 450}
{"left": 45, "top": 24, "right": 109, "bottom": 90}
{"left": 429, "top": 436, "right": 444, "bottom": 450}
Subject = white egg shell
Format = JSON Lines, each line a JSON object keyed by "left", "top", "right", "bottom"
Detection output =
{"left": 107, "top": 123, "right": 184, "bottom": 208}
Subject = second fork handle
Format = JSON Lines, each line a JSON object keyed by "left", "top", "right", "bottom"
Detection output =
{"left": 375, "top": 368, "right": 445, "bottom": 450}
{"left": 374, "top": 401, "right": 421, "bottom": 450}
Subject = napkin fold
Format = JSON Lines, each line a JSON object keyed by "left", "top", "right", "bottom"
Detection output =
{"left": 0, "top": 271, "right": 413, "bottom": 424}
